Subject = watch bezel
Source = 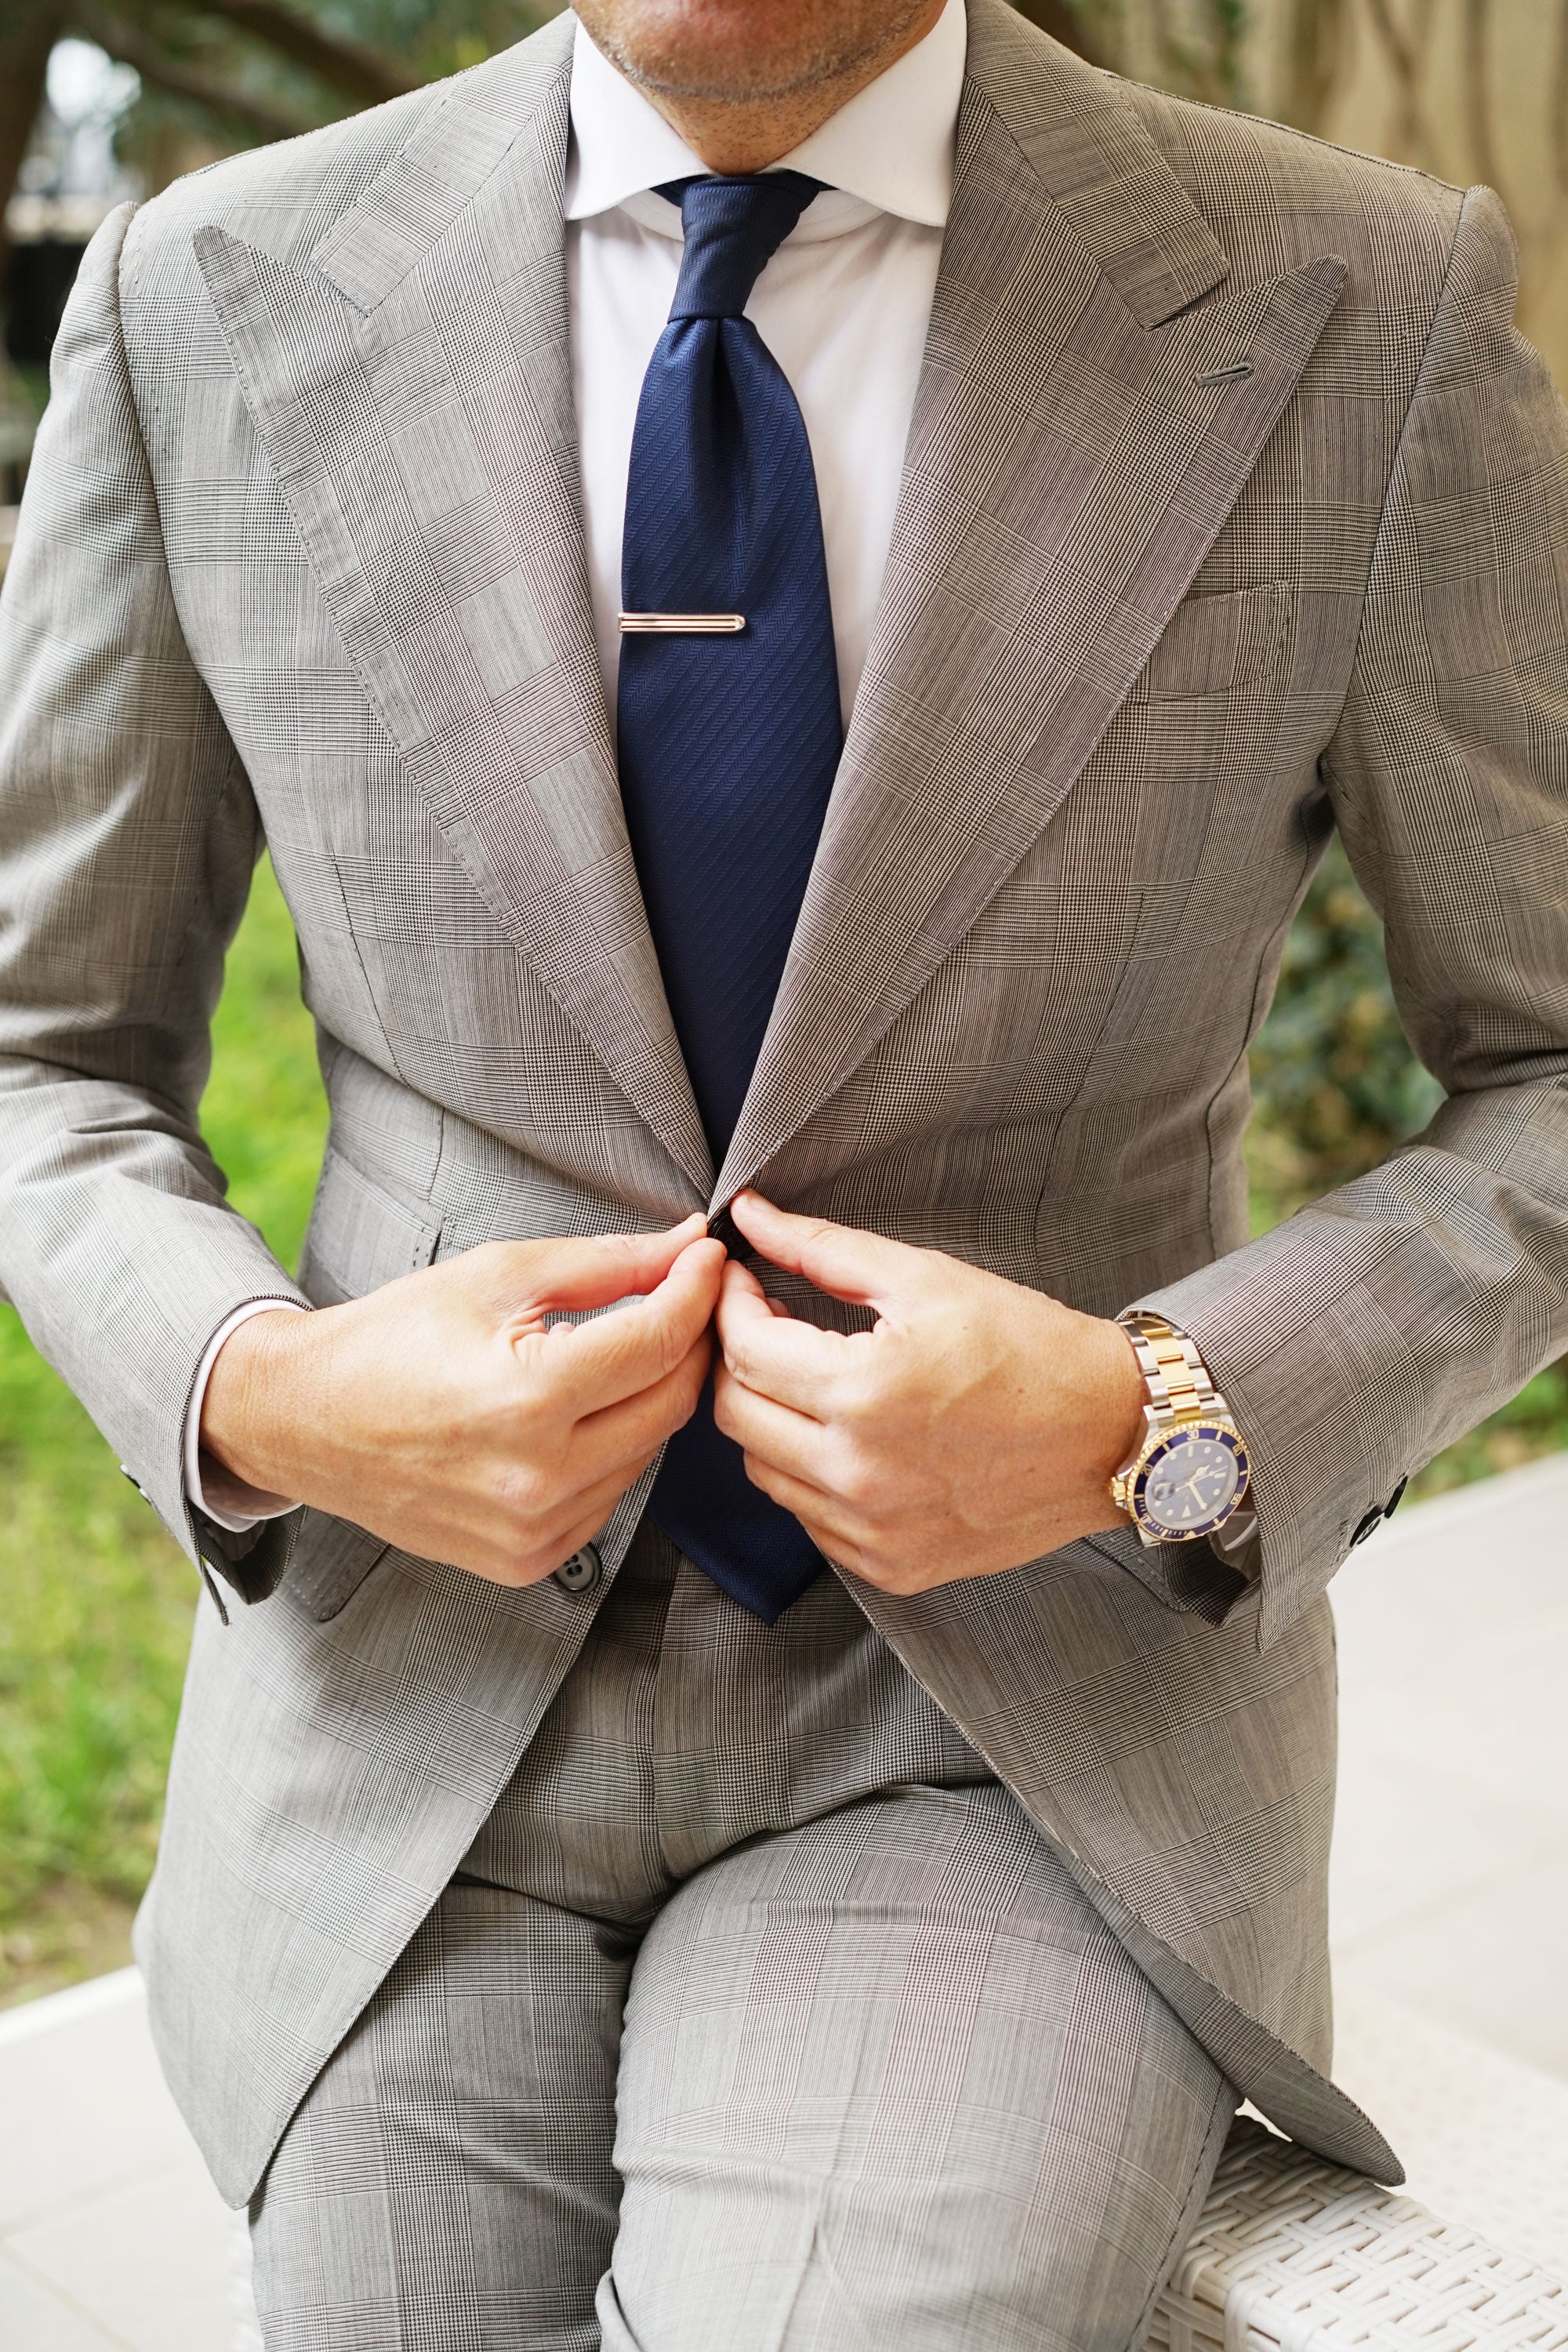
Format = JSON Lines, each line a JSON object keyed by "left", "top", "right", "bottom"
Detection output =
{"left": 1127, "top": 1421, "right": 1250, "bottom": 1543}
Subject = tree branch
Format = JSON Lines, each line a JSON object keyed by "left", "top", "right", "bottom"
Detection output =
{"left": 1359, "top": 0, "right": 1438, "bottom": 169}
{"left": 1362, "top": 0, "right": 1417, "bottom": 89}
{"left": 191, "top": 0, "right": 412, "bottom": 105}
{"left": 71, "top": 1, "right": 311, "bottom": 143}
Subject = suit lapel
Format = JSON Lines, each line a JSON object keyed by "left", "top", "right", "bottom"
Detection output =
{"left": 196, "top": 19, "right": 713, "bottom": 1195}
{"left": 716, "top": 0, "right": 1346, "bottom": 1204}
{"left": 195, "top": 0, "right": 1344, "bottom": 1213}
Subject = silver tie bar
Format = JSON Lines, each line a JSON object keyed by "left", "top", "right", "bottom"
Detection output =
{"left": 619, "top": 612, "right": 746, "bottom": 634}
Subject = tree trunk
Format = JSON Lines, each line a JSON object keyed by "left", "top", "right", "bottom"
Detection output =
{"left": 0, "top": 0, "right": 67, "bottom": 282}
{"left": 1462, "top": 0, "right": 1501, "bottom": 192}
{"left": 1008, "top": 0, "right": 1104, "bottom": 67}
{"left": 1278, "top": 0, "right": 1348, "bottom": 131}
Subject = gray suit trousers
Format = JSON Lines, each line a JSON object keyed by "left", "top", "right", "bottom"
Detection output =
{"left": 249, "top": 1530, "right": 1237, "bottom": 2351}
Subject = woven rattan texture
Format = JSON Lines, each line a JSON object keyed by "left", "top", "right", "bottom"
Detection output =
{"left": 225, "top": 2114, "right": 1568, "bottom": 2349}
{"left": 1150, "top": 2122, "right": 1568, "bottom": 2352}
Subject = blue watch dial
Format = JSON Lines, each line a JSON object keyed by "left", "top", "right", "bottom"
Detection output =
{"left": 1134, "top": 1425, "right": 1249, "bottom": 1540}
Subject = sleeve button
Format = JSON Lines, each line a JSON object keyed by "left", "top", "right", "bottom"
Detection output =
{"left": 554, "top": 1543, "right": 602, "bottom": 1595}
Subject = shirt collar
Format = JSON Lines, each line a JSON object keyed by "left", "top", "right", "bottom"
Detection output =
{"left": 564, "top": 0, "right": 964, "bottom": 231}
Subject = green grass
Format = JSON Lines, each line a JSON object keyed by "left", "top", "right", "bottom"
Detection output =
{"left": 0, "top": 848, "right": 1563, "bottom": 2001}
{"left": 195, "top": 853, "right": 330, "bottom": 1276}
{"left": 0, "top": 855, "right": 327, "bottom": 2000}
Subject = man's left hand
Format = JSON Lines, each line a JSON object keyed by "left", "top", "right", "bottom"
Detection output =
{"left": 713, "top": 1192, "right": 1148, "bottom": 1595}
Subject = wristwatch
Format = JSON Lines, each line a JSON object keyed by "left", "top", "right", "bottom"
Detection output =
{"left": 1109, "top": 1312, "right": 1251, "bottom": 1546}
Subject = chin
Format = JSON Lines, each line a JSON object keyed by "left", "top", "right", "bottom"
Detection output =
{"left": 579, "top": 0, "right": 891, "bottom": 104}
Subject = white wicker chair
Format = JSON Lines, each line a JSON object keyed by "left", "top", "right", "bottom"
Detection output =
{"left": 230, "top": 2116, "right": 1568, "bottom": 2350}
{"left": 1151, "top": 2120, "right": 1568, "bottom": 2352}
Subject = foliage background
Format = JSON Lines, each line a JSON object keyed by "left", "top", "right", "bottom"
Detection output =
{"left": 2, "top": 0, "right": 1566, "bottom": 2005}
{"left": 16, "top": 0, "right": 1568, "bottom": 379}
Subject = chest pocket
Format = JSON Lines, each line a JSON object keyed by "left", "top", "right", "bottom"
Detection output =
{"left": 1124, "top": 581, "right": 1290, "bottom": 706}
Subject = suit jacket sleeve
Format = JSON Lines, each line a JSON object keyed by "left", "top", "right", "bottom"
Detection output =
{"left": 1138, "top": 183, "right": 1568, "bottom": 1649}
{"left": 0, "top": 203, "right": 310, "bottom": 1593}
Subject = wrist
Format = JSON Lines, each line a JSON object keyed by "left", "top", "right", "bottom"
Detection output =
{"left": 1044, "top": 1312, "right": 1150, "bottom": 1544}
{"left": 1090, "top": 1312, "right": 1150, "bottom": 1484}
{"left": 199, "top": 1306, "right": 317, "bottom": 1498}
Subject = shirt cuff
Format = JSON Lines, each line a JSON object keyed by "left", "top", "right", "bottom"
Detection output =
{"left": 184, "top": 1300, "right": 309, "bottom": 1531}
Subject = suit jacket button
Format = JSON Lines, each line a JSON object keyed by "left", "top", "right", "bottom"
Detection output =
{"left": 554, "top": 1543, "right": 602, "bottom": 1595}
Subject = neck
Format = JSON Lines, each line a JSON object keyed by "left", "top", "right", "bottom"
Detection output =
{"left": 599, "top": 0, "right": 947, "bottom": 176}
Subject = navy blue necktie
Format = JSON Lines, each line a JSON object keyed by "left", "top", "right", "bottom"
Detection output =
{"left": 618, "top": 172, "right": 842, "bottom": 1622}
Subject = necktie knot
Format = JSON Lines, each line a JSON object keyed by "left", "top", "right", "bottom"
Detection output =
{"left": 659, "top": 172, "right": 825, "bottom": 320}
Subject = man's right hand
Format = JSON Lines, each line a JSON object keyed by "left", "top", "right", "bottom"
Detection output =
{"left": 198, "top": 1218, "right": 724, "bottom": 1585}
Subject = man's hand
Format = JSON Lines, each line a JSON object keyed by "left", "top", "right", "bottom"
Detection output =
{"left": 713, "top": 1192, "right": 1145, "bottom": 1595}
{"left": 201, "top": 1219, "right": 724, "bottom": 1585}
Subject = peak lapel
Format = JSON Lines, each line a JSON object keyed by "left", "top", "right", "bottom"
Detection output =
{"left": 196, "top": 22, "right": 713, "bottom": 1195}
{"left": 717, "top": 5, "right": 1345, "bottom": 1206}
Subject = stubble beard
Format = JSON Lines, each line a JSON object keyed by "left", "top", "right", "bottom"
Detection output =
{"left": 580, "top": 0, "right": 938, "bottom": 106}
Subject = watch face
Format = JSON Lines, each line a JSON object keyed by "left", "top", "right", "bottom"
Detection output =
{"left": 1136, "top": 1426, "right": 1248, "bottom": 1540}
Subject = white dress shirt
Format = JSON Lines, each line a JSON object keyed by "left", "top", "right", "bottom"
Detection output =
{"left": 568, "top": 0, "right": 961, "bottom": 725}
{"left": 185, "top": 0, "right": 967, "bottom": 1529}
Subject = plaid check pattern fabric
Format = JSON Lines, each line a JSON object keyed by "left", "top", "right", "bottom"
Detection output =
{"left": 249, "top": 1529, "right": 1239, "bottom": 2352}
{"left": 1, "top": 0, "right": 1566, "bottom": 2212}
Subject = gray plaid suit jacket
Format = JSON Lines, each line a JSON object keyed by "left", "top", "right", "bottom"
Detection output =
{"left": 3, "top": 0, "right": 1566, "bottom": 2205}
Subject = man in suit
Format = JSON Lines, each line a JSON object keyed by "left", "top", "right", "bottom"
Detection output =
{"left": 2, "top": 0, "right": 1566, "bottom": 2338}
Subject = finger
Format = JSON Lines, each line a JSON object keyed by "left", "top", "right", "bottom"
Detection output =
{"left": 735, "top": 1450, "right": 860, "bottom": 1565}
{"left": 510, "top": 1216, "right": 711, "bottom": 1319}
{"left": 546, "top": 1460, "right": 659, "bottom": 1559}
{"left": 727, "top": 1192, "right": 927, "bottom": 1312}
{"left": 715, "top": 1258, "right": 843, "bottom": 1416}
{"left": 537, "top": 1239, "right": 724, "bottom": 1415}
{"left": 437, "top": 1446, "right": 660, "bottom": 1588}
{"left": 572, "top": 1334, "right": 712, "bottom": 1483}
{"left": 474, "top": 1460, "right": 662, "bottom": 1584}
{"left": 713, "top": 1359, "right": 838, "bottom": 1486}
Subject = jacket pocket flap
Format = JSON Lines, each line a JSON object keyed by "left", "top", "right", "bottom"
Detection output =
{"left": 1079, "top": 1519, "right": 1250, "bottom": 1625}
{"left": 285, "top": 1507, "right": 393, "bottom": 1622}
{"left": 1127, "top": 583, "right": 1287, "bottom": 703}
{"left": 299, "top": 1148, "right": 441, "bottom": 1305}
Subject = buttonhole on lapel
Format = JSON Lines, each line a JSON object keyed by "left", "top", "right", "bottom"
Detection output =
{"left": 1195, "top": 361, "right": 1254, "bottom": 387}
